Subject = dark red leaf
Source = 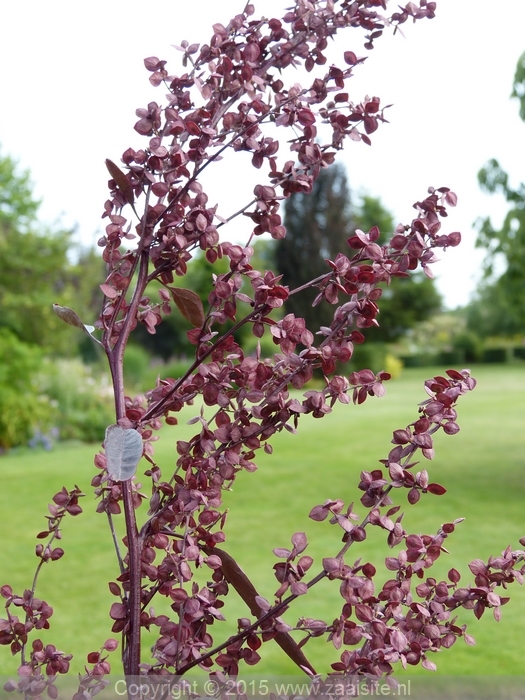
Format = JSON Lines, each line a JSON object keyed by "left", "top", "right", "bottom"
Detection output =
{"left": 109, "top": 603, "right": 128, "bottom": 620}
{"left": 427, "top": 483, "right": 447, "bottom": 495}
{"left": 290, "top": 581, "right": 308, "bottom": 596}
{"left": 291, "top": 531, "right": 308, "bottom": 554}
{"left": 443, "top": 421, "right": 460, "bottom": 435}
{"left": 448, "top": 568, "right": 461, "bottom": 583}
{"left": 364, "top": 115, "right": 378, "bottom": 134}
{"left": 445, "top": 369, "right": 464, "bottom": 380}
{"left": 50, "top": 548, "right": 64, "bottom": 561}
{"left": 105, "top": 159, "right": 134, "bottom": 206}
{"left": 169, "top": 287, "right": 205, "bottom": 327}
{"left": 244, "top": 42, "right": 260, "bottom": 62}
{"left": 100, "top": 283, "right": 119, "bottom": 299}
{"left": 309, "top": 504, "right": 329, "bottom": 521}
{"left": 152, "top": 182, "right": 169, "bottom": 197}
{"left": 185, "top": 120, "right": 201, "bottom": 135}
{"left": 322, "top": 557, "right": 342, "bottom": 574}
{"left": 468, "top": 559, "right": 487, "bottom": 576}
{"left": 355, "top": 604, "right": 373, "bottom": 622}
{"left": 108, "top": 582, "right": 121, "bottom": 597}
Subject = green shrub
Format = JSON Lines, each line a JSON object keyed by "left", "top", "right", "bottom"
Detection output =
{"left": 451, "top": 331, "right": 484, "bottom": 363}
{"left": 438, "top": 349, "right": 465, "bottom": 365}
{"left": 123, "top": 343, "right": 151, "bottom": 389}
{"left": 0, "top": 329, "right": 55, "bottom": 450}
{"left": 39, "top": 359, "right": 114, "bottom": 443}
{"left": 350, "top": 342, "right": 388, "bottom": 373}
{"left": 482, "top": 347, "right": 509, "bottom": 363}
{"left": 399, "top": 353, "right": 438, "bottom": 367}
{"left": 384, "top": 353, "right": 403, "bottom": 379}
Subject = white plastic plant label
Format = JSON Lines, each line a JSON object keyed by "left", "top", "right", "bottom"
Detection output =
{"left": 105, "top": 424, "right": 143, "bottom": 481}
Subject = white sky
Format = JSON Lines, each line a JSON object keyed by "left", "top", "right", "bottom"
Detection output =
{"left": 1, "top": 1, "right": 524, "bottom": 309}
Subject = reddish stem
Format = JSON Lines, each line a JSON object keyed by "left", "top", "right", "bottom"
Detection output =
{"left": 106, "top": 247, "right": 151, "bottom": 676}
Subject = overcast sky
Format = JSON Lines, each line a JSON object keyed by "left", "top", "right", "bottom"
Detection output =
{"left": 1, "top": 1, "right": 524, "bottom": 309}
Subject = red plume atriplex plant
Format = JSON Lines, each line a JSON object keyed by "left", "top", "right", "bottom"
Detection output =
{"left": 2, "top": 0, "right": 524, "bottom": 695}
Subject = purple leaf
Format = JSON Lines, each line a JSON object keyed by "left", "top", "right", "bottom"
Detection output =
{"left": 169, "top": 287, "right": 205, "bottom": 327}
{"left": 105, "top": 159, "right": 134, "bottom": 206}
{"left": 291, "top": 531, "right": 308, "bottom": 554}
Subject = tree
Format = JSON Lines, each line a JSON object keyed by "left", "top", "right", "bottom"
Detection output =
{"left": 470, "top": 50, "right": 525, "bottom": 337}
{"left": 275, "top": 165, "right": 354, "bottom": 328}
{"left": 0, "top": 149, "right": 75, "bottom": 354}
{"left": 0, "top": 148, "right": 39, "bottom": 232}
{"left": 0, "top": 149, "right": 78, "bottom": 447}
{"left": 2, "top": 2, "right": 524, "bottom": 693}
{"left": 0, "top": 329, "right": 55, "bottom": 451}
{"left": 276, "top": 167, "right": 441, "bottom": 343}
{"left": 276, "top": 164, "right": 355, "bottom": 331}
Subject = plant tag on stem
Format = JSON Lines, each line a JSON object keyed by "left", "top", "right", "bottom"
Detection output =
{"left": 105, "top": 425, "right": 143, "bottom": 481}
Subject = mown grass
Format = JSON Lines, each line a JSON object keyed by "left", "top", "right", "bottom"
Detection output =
{"left": 0, "top": 364, "right": 524, "bottom": 676}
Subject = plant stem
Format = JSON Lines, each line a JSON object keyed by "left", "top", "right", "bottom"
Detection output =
{"left": 106, "top": 246, "right": 151, "bottom": 676}
{"left": 120, "top": 484, "right": 141, "bottom": 676}
{"left": 107, "top": 340, "right": 142, "bottom": 676}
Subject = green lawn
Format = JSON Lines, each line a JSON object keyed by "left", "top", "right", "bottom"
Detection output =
{"left": 0, "top": 364, "right": 524, "bottom": 677}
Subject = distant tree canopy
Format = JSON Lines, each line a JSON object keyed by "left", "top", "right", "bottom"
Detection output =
{"left": 275, "top": 165, "right": 354, "bottom": 332}
{"left": 468, "top": 50, "right": 525, "bottom": 337}
{"left": 0, "top": 148, "right": 87, "bottom": 354}
{"left": 0, "top": 149, "right": 70, "bottom": 447}
{"left": 275, "top": 164, "right": 441, "bottom": 343}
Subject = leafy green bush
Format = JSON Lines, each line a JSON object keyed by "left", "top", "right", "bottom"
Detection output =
{"left": 39, "top": 359, "right": 114, "bottom": 443}
{"left": 399, "top": 353, "right": 437, "bottom": 367}
{"left": 482, "top": 347, "right": 509, "bottom": 363}
{"left": 438, "top": 349, "right": 465, "bottom": 365}
{"left": 123, "top": 343, "right": 151, "bottom": 389}
{"left": 384, "top": 353, "right": 403, "bottom": 379}
{"left": 451, "top": 330, "right": 484, "bottom": 363}
{"left": 0, "top": 329, "right": 55, "bottom": 450}
{"left": 349, "top": 342, "right": 387, "bottom": 373}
